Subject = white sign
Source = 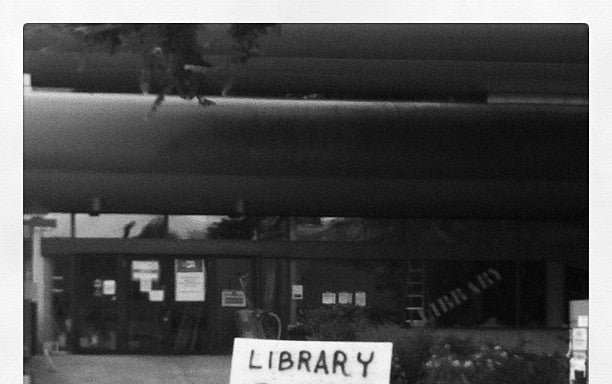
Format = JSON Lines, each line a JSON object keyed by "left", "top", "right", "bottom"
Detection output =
{"left": 292, "top": 285, "right": 303, "bottom": 300}
{"left": 338, "top": 292, "right": 353, "bottom": 305}
{"left": 322, "top": 292, "right": 336, "bottom": 305}
{"left": 102, "top": 280, "right": 116, "bottom": 295}
{"left": 149, "top": 289, "right": 164, "bottom": 302}
{"left": 577, "top": 315, "right": 589, "bottom": 327}
{"left": 355, "top": 292, "right": 366, "bottom": 307}
{"left": 175, "top": 259, "right": 206, "bottom": 302}
{"left": 230, "top": 338, "right": 392, "bottom": 384}
{"left": 139, "top": 279, "right": 152, "bottom": 293}
{"left": 132, "top": 260, "right": 159, "bottom": 281}
{"left": 572, "top": 328, "right": 588, "bottom": 351}
{"left": 222, "top": 290, "right": 247, "bottom": 307}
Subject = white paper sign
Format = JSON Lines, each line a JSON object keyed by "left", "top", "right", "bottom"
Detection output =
{"left": 102, "top": 280, "right": 116, "bottom": 295}
{"left": 222, "top": 290, "right": 247, "bottom": 307}
{"left": 175, "top": 259, "right": 206, "bottom": 302}
{"left": 322, "top": 292, "right": 336, "bottom": 305}
{"left": 355, "top": 292, "right": 366, "bottom": 307}
{"left": 230, "top": 338, "right": 392, "bottom": 384}
{"left": 132, "top": 260, "right": 159, "bottom": 281}
{"left": 338, "top": 292, "right": 353, "bottom": 305}
{"left": 292, "top": 285, "right": 303, "bottom": 300}
{"left": 572, "top": 328, "right": 588, "bottom": 351}
{"left": 139, "top": 279, "right": 152, "bottom": 293}
{"left": 149, "top": 289, "right": 164, "bottom": 302}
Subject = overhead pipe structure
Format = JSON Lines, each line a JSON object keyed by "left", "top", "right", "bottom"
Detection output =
{"left": 24, "top": 92, "right": 587, "bottom": 219}
{"left": 24, "top": 24, "right": 588, "bottom": 99}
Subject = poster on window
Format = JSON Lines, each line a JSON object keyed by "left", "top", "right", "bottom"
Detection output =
{"left": 355, "top": 291, "right": 366, "bottom": 307}
{"left": 322, "top": 292, "right": 336, "bottom": 305}
{"left": 221, "top": 290, "right": 247, "bottom": 307}
{"left": 175, "top": 259, "right": 206, "bottom": 302}
{"left": 102, "top": 280, "right": 116, "bottom": 295}
{"left": 338, "top": 291, "right": 353, "bottom": 304}
{"left": 131, "top": 260, "right": 159, "bottom": 281}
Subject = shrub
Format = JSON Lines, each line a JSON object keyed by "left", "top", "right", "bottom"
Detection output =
{"left": 297, "top": 304, "right": 369, "bottom": 341}
{"left": 418, "top": 337, "right": 569, "bottom": 384}
{"left": 357, "top": 324, "right": 433, "bottom": 384}
{"left": 296, "top": 307, "right": 568, "bottom": 384}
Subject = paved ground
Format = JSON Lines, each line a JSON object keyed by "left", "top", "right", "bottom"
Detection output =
{"left": 26, "top": 354, "right": 232, "bottom": 384}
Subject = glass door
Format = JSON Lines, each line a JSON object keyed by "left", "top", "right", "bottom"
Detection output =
{"left": 124, "top": 256, "right": 210, "bottom": 353}
{"left": 125, "top": 257, "right": 172, "bottom": 353}
{"left": 75, "top": 255, "right": 120, "bottom": 353}
{"left": 166, "top": 259, "right": 209, "bottom": 353}
{"left": 76, "top": 255, "right": 210, "bottom": 354}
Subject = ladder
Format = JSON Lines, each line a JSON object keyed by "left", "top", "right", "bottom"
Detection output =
{"left": 405, "top": 261, "right": 427, "bottom": 327}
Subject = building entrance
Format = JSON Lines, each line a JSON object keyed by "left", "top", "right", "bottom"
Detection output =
{"left": 74, "top": 255, "right": 210, "bottom": 354}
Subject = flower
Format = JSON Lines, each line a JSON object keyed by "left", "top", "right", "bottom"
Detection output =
{"left": 452, "top": 360, "right": 461, "bottom": 367}
{"left": 494, "top": 345, "right": 503, "bottom": 351}
{"left": 464, "top": 360, "right": 473, "bottom": 368}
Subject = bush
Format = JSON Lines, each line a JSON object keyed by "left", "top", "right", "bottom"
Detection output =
{"left": 418, "top": 337, "right": 569, "bottom": 384}
{"left": 297, "top": 305, "right": 369, "bottom": 341}
{"left": 300, "top": 307, "right": 432, "bottom": 384}
{"left": 357, "top": 324, "right": 433, "bottom": 384}
{"left": 296, "top": 308, "right": 568, "bottom": 384}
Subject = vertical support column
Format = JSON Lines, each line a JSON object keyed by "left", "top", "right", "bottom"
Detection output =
{"left": 278, "top": 258, "right": 291, "bottom": 340}
{"left": 31, "top": 227, "right": 53, "bottom": 352}
{"left": 514, "top": 261, "right": 521, "bottom": 327}
{"left": 68, "top": 254, "right": 79, "bottom": 352}
{"left": 546, "top": 261, "right": 566, "bottom": 327}
{"left": 288, "top": 218, "right": 298, "bottom": 326}
{"left": 70, "top": 213, "right": 76, "bottom": 238}
{"left": 289, "top": 260, "right": 298, "bottom": 325}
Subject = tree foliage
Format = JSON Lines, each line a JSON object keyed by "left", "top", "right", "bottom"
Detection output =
{"left": 207, "top": 217, "right": 259, "bottom": 240}
{"left": 29, "top": 23, "right": 277, "bottom": 112}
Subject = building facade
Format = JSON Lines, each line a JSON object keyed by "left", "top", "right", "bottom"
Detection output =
{"left": 23, "top": 24, "right": 588, "bottom": 356}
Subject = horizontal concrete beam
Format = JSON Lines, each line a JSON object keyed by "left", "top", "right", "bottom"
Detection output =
{"left": 24, "top": 170, "right": 586, "bottom": 219}
{"left": 40, "top": 238, "right": 587, "bottom": 265}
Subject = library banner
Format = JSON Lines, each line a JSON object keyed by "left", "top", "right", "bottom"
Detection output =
{"left": 230, "top": 338, "right": 392, "bottom": 384}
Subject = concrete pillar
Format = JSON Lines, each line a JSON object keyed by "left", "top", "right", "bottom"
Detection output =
{"left": 545, "top": 261, "right": 566, "bottom": 327}
{"left": 31, "top": 227, "right": 54, "bottom": 352}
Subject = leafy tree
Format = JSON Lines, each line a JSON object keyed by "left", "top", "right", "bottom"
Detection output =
{"left": 26, "top": 23, "right": 277, "bottom": 112}
{"left": 207, "top": 217, "right": 259, "bottom": 240}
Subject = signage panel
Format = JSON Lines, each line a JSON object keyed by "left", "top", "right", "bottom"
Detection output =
{"left": 230, "top": 338, "right": 392, "bottom": 384}
{"left": 572, "top": 328, "right": 588, "bottom": 351}
{"left": 292, "top": 285, "right": 303, "bottom": 300}
{"left": 175, "top": 259, "right": 206, "bottom": 302}
{"left": 338, "top": 292, "right": 353, "bottom": 305}
{"left": 131, "top": 260, "right": 159, "bottom": 281}
{"left": 322, "top": 292, "right": 336, "bottom": 305}
{"left": 102, "top": 280, "right": 116, "bottom": 295}
{"left": 222, "top": 290, "right": 247, "bottom": 307}
{"left": 355, "top": 292, "right": 366, "bottom": 307}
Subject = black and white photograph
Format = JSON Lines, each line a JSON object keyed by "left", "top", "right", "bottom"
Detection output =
{"left": 7, "top": 10, "right": 606, "bottom": 384}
